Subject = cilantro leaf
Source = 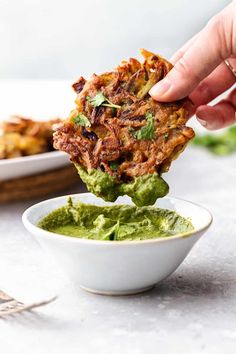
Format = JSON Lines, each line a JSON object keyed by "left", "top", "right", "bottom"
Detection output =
{"left": 72, "top": 113, "right": 91, "bottom": 127}
{"left": 130, "top": 112, "right": 155, "bottom": 140}
{"left": 86, "top": 92, "right": 106, "bottom": 107}
{"left": 110, "top": 161, "right": 119, "bottom": 170}
{"left": 129, "top": 127, "right": 137, "bottom": 137}
{"left": 86, "top": 92, "right": 121, "bottom": 109}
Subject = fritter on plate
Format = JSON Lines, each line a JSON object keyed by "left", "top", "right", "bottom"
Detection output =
{"left": 54, "top": 49, "right": 195, "bottom": 206}
{"left": 0, "top": 116, "right": 61, "bottom": 159}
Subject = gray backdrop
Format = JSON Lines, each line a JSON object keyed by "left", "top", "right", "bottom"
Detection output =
{"left": 0, "top": 0, "right": 230, "bottom": 79}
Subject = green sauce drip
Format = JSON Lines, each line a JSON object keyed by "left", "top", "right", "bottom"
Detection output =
{"left": 76, "top": 165, "right": 169, "bottom": 207}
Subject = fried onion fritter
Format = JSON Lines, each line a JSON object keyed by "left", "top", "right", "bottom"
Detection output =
{"left": 54, "top": 49, "right": 194, "bottom": 183}
{"left": 0, "top": 116, "right": 61, "bottom": 159}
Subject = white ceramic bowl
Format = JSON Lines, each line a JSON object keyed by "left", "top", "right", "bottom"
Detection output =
{"left": 22, "top": 193, "right": 212, "bottom": 296}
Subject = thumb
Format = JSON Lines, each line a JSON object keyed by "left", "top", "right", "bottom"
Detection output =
{"left": 149, "top": 3, "right": 234, "bottom": 102}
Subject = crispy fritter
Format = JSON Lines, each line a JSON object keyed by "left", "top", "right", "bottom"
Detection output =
{"left": 0, "top": 116, "right": 61, "bottom": 159}
{"left": 54, "top": 49, "right": 194, "bottom": 182}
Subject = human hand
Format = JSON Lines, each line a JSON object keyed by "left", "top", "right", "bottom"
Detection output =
{"left": 149, "top": 1, "right": 236, "bottom": 130}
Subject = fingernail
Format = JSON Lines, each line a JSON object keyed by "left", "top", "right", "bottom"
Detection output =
{"left": 149, "top": 79, "right": 171, "bottom": 97}
{"left": 196, "top": 117, "right": 207, "bottom": 127}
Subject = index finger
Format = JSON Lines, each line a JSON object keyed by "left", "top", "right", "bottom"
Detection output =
{"left": 170, "top": 33, "right": 199, "bottom": 64}
{"left": 149, "top": 3, "right": 234, "bottom": 101}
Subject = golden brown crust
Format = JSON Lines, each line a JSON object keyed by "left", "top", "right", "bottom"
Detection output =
{"left": 54, "top": 49, "right": 194, "bottom": 181}
{"left": 0, "top": 116, "right": 61, "bottom": 159}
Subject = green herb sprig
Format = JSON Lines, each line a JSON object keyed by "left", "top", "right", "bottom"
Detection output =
{"left": 72, "top": 113, "right": 91, "bottom": 127}
{"left": 130, "top": 112, "right": 155, "bottom": 140}
{"left": 86, "top": 92, "right": 121, "bottom": 109}
{"left": 110, "top": 161, "right": 119, "bottom": 171}
{"left": 193, "top": 126, "right": 236, "bottom": 156}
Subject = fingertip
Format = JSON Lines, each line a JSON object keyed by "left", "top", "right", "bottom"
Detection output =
{"left": 149, "top": 79, "right": 171, "bottom": 101}
{"left": 196, "top": 103, "right": 236, "bottom": 130}
{"left": 196, "top": 106, "right": 219, "bottom": 130}
{"left": 196, "top": 117, "right": 208, "bottom": 128}
{"left": 150, "top": 62, "right": 200, "bottom": 102}
{"left": 149, "top": 76, "right": 188, "bottom": 102}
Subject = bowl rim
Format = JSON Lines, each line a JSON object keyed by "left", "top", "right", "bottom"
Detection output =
{"left": 22, "top": 193, "right": 213, "bottom": 246}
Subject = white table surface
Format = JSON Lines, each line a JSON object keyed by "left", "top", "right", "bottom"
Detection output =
{"left": 1, "top": 146, "right": 236, "bottom": 354}
{"left": 0, "top": 79, "right": 235, "bottom": 354}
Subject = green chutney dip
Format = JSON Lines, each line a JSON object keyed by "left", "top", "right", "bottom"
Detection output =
{"left": 38, "top": 198, "right": 194, "bottom": 241}
{"left": 75, "top": 165, "right": 169, "bottom": 207}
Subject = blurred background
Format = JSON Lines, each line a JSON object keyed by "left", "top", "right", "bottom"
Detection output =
{"left": 0, "top": 0, "right": 234, "bottom": 200}
{"left": 0, "top": 0, "right": 231, "bottom": 80}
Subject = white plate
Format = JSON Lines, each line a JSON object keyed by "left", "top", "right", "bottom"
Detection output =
{"left": 0, "top": 80, "right": 75, "bottom": 181}
{"left": 0, "top": 151, "right": 70, "bottom": 181}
